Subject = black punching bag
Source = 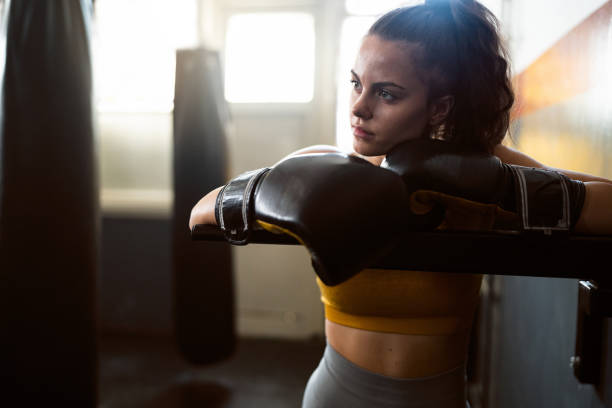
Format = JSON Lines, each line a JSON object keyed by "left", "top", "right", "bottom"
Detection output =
{"left": 172, "top": 48, "right": 235, "bottom": 364}
{"left": 0, "top": 0, "right": 98, "bottom": 405}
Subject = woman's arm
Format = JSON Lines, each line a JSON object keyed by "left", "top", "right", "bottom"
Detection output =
{"left": 190, "top": 144, "right": 612, "bottom": 235}
{"left": 574, "top": 182, "right": 612, "bottom": 234}
{"left": 189, "top": 186, "right": 223, "bottom": 229}
{"left": 494, "top": 144, "right": 612, "bottom": 183}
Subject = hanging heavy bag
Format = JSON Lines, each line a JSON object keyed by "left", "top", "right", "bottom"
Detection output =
{"left": 172, "top": 48, "right": 236, "bottom": 364}
{"left": 0, "top": 0, "right": 98, "bottom": 406}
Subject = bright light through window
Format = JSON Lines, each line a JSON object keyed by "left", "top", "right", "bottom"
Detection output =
{"left": 93, "top": 0, "right": 197, "bottom": 112}
{"left": 345, "top": 0, "right": 422, "bottom": 16}
{"left": 479, "top": 0, "right": 503, "bottom": 19}
{"left": 224, "top": 13, "right": 315, "bottom": 103}
{"left": 345, "top": 0, "right": 502, "bottom": 17}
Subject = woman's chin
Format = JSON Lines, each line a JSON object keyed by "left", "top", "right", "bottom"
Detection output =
{"left": 353, "top": 143, "right": 385, "bottom": 157}
{"left": 353, "top": 140, "right": 383, "bottom": 157}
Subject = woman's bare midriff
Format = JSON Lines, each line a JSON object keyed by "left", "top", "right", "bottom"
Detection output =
{"left": 325, "top": 319, "right": 471, "bottom": 378}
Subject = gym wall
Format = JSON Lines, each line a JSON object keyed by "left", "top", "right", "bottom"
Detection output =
{"left": 477, "top": 0, "right": 612, "bottom": 407}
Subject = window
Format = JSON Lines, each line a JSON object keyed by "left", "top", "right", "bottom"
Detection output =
{"left": 345, "top": 0, "right": 420, "bottom": 16}
{"left": 224, "top": 12, "right": 315, "bottom": 103}
{"left": 93, "top": 0, "right": 198, "bottom": 112}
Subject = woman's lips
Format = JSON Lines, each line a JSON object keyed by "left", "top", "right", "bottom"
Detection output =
{"left": 352, "top": 126, "right": 374, "bottom": 140}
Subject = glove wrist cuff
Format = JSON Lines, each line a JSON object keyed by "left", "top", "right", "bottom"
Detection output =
{"left": 215, "top": 167, "right": 270, "bottom": 245}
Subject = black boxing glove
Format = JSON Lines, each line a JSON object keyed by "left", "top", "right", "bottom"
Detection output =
{"left": 215, "top": 153, "right": 409, "bottom": 285}
{"left": 383, "top": 138, "right": 585, "bottom": 233}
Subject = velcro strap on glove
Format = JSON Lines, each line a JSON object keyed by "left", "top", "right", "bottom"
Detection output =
{"left": 215, "top": 167, "right": 271, "bottom": 244}
{"left": 509, "top": 165, "right": 576, "bottom": 233}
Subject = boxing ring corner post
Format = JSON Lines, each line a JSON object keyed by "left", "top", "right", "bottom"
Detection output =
{"left": 191, "top": 223, "right": 612, "bottom": 385}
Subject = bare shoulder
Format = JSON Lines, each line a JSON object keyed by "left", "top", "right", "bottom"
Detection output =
{"left": 276, "top": 145, "right": 346, "bottom": 165}
{"left": 290, "top": 145, "right": 345, "bottom": 156}
{"left": 283, "top": 145, "right": 384, "bottom": 166}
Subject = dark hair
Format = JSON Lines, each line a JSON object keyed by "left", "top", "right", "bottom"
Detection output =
{"left": 368, "top": 0, "right": 514, "bottom": 153}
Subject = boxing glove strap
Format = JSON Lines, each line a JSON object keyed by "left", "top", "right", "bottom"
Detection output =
{"left": 509, "top": 165, "right": 576, "bottom": 233}
{"left": 216, "top": 167, "right": 271, "bottom": 245}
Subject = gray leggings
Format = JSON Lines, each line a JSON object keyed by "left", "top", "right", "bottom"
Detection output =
{"left": 302, "top": 343, "right": 470, "bottom": 408}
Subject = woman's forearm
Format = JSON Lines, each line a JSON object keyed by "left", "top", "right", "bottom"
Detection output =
{"left": 494, "top": 144, "right": 612, "bottom": 183}
{"left": 548, "top": 167, "right": 612, "bottom": 183}
{"left": 574, "top": 182, "right": 612, "bottom": 234}
{"left": 189, "top": 186, "right": 222, "bottom": 230}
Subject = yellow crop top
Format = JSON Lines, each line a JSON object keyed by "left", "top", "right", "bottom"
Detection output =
{"left": 317, "top": 269, "right": 483, "bottom": 336}
{"left": 316, "top": 191, "right": 517, "bottom": 336}
{"left": 259, "top": 190, "right": 508, "bottom": 336}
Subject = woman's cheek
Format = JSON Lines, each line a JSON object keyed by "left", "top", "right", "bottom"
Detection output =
{"left": 399, "top": 111, "right": 429, "bottom": 140}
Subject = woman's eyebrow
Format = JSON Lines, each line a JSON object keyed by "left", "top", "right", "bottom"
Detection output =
{"left": 350, "top": 70, "right": 405, "bottom": 90}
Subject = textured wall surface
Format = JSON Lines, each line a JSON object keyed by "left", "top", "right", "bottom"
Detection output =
{"left": 486, "top": 1, "right": 612, "bottom": 407}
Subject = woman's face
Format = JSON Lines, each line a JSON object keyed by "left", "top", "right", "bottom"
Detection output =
{"left": 350, "top": 35, "right": 431, "bottom": 156}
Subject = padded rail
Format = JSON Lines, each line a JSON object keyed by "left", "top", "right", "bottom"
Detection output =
{"left": 193, "top": 224, "right": 612, "bottom": 384}
{"left": 192, "top": 224, "right": 612, "bottom": 281}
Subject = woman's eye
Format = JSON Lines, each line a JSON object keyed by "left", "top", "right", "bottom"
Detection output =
{"left": 378, "top": 89, "right": 395, "bottom": 101}
{"left": 350, "top": 79, "right": 360, "bottom": 90}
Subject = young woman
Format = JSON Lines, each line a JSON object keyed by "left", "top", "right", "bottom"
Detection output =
{"left": 190, "top": 1, "right": 612, "bottom": 406}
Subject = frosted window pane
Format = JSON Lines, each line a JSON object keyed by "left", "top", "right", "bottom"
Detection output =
{"left": 345, "top": 0, "right": 422, "bottom": 16}
{"left": 479, "top": 0, "right": 503, "bottom": 19}
{"left": 224, "top": 13, "right": 315, "bottom": 103}
{"left": 93, "top": 0, "right": 197, "bottom": 112}
{"left": 346, "top": 0, "right": 503, "bottom": 18}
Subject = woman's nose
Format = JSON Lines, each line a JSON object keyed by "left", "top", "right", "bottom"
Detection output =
{"left": 351, "top": 93, "right": 372, "bottom": 120}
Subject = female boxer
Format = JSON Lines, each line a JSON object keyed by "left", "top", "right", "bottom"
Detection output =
{"left": 190, "top": 1, "right": 612, "bottom": 406}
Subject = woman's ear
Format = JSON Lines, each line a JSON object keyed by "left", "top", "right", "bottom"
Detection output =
{"left": 429, "top": 95, "right": 454, "bottom": 126}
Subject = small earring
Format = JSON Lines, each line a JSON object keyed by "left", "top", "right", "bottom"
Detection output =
{"left": 430, "top": 123, "right": 446, "bottom": 140}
